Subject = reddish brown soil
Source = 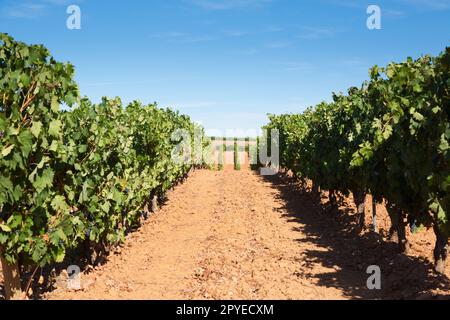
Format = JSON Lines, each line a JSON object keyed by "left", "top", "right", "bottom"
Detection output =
{"left": 1, "top": 167, "right": 450, "bottom": 300}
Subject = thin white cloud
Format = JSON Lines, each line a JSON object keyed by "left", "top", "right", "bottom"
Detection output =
{"left": 275, "top": 61, "right": 315, "bottom": 72}
{"left": 398, "top": 0, "right": 450, "bottom": 10}
{"left": 150, "top": 28, "right": 253, "bottom": 44}
{"left": 325, "top": 0, "right": 450, "bottom": 11}
{"left": 2, "top": 0, "right": 82, "bottom": 18}
{"left": 2, "top": 2, "right": 46, "bottom": 18}
{"left": 169, "top": 101, "right": 220, "bottom": 109}
{"left": 264, "top": 26, "right": 284, "bottom": 33}
{"left": 150, "top": 32, "right": 216, "bottom": 43}
{"left": 297, "top": 27, "right": 338, "bottom": 40}
{"left": 265, "top": 41, "right": 292, "bottom": 49}
{"left": 222, "top": 29, "right": 249, "bottom": 37}
{"left": 44, "top": 0, "right": 77, "bottom": 5}
{"left": 384, "top": 9, "right": 406, "bottom": 17}
{"left": 233, "top": 48, "right": 260, "bottom": 55}
{"left": 83, "top": 81, "right": 154, "bottom": 87}
{"left": 341, "top": 58, "right": 366, "bottom": 66}
{"left": 187, "top": 0, "right": 273, "bottom": 10}
{"left": 321, "top": 0, "right": 365, "bottom": 9}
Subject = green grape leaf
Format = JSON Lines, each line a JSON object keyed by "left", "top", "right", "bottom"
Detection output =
{"left": 30, "top": 121, "right": 43, "bottom": 138}
{"left": 51, "top": 96, "right": 60, "bottom": 113}
{"left": 51, "top": 195, "right": 69, "bottom": 213}
{"left": 2, "top": 144, "right": 15, "bottom": 157}
{"left": 18, "top": 130, "right": 33, "bottom": 157}
{"left": 0, "top": 224, "right": 12, "bottom": 232}
{"left": 48, "top": 120, "right": 62, "bottom": 137}
{"left": 32, "top": 168, "right": 54, "bottom": 192}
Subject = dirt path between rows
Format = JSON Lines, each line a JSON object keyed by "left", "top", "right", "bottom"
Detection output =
{"left": 45, "top": 168, "right": 450, "bottom": 300}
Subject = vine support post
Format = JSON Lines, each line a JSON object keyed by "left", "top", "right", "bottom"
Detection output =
{"left": 396, "top": 212, "right": 409, "bottom": 254}
{"left": 0, "top": 251, "right": 22, "bottom": 300}
{"left": 433, "top": 225, "right": 448, "bottom": 275}
{"left": 312, "top": 182, "right": 319, "bottom": 197}
{"left": 329, "top": 189, "right": 338, "bottom": 213}
{"left": 372, "top": 197, "right": 378, "bottom": 233}
{"left": 387, "top": 202, "right": 410, "bottom": 253}
{"left": 354, "top": 190, "right": 366, "bottom": 229}
{"left": 151, "top": 195, "right": 159, "bottom": 213}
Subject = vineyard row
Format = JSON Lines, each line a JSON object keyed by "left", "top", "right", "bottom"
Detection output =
{"left": 262, "top": 47, "right": 450, "bottom": 274}
{"left": 0, "top": 34, "right": 209, "bottom": 299}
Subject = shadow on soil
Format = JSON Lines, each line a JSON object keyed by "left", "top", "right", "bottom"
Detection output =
{"left": 263, "top": 173, "right": 450, "bottom": 300}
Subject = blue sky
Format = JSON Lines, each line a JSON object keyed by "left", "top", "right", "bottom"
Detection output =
{"left": 1, "top": 0, "right": 449, "bottom": 136}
